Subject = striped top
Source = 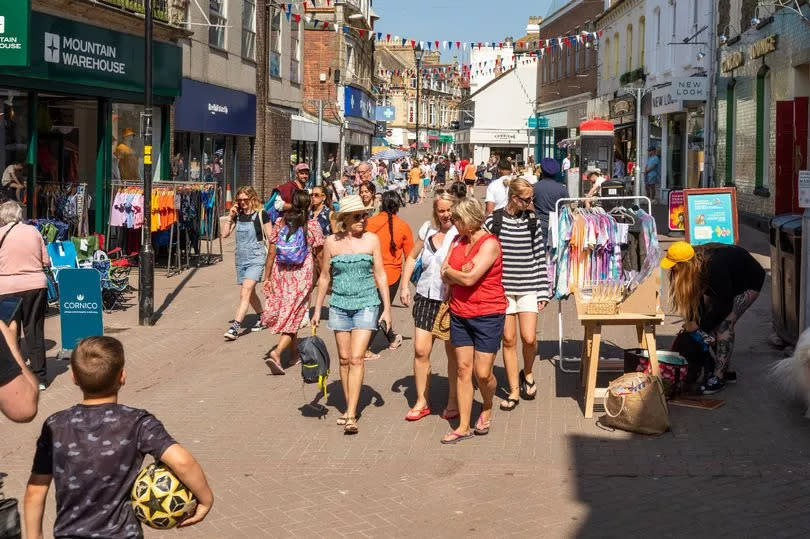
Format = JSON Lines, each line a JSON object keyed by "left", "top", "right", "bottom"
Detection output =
{"left": 483, "top": 210, "right": 550, "bottom": 299}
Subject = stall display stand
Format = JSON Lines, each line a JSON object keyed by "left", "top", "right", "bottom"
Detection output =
{"left": 576, "top": 275, "right": 665, "bottom": 418}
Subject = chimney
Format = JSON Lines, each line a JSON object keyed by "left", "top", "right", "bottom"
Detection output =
{"left": 526, "top": 16, "right": 543, "bottom": 35}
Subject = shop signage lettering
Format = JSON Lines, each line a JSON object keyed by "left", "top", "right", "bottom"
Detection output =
{"left": 44, "top": 32, "right": 125, "bottom": 74}
{"left": 0, "top": 0, "right": 30, "bottom": 66}
{"left": 672, "top": 77, "right": 707, "bottom": 100}
{"left": 609, "top": 96, "right": 635, "bottom": 119}
{"left": 749, "top": 35, "right": 777, "bottom": 60}
{"left": 651, "top": 86, "right": 681, "bottom": 115}
{"left": 0, "top": 12, "right": 181, "bottom": 96}
{"left": 721, "top": 51, "right": 744, "bottom": 73}
{"left": 207, "top": 103, "right": 229, "bottom": 115}
{"left": 493, "top": 133, "right": 516, "bottom": 140}
{"left": 57, "top": 269, "right": 104, "bottom": 351}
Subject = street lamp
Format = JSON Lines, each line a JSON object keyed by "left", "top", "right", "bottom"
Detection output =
{"left": 139, "top": 0, "right": 155, "bottom": 326}
{"left": 414, "top": 43, "right": 425, "bottom": 156}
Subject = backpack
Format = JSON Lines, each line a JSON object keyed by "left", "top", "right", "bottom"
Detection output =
{"left": 275, "top": 223, "right": 309, "bottom": 265}
{"left": 298, "top": 329, "right": 330, "bottom": 396}
{"left": 490, "top": 208, "right": 539, "bottom": 260}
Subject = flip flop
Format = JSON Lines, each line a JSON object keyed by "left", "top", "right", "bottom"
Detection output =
{"left": 440, "top": 430, "right": 474, "bottom": 445}
{"left": 388, "top": 334, "right": 404, "bottom": 350}
{"left": 336, "top": 416, "right": 348, "bottom": 426}
{"left": 405, "top": 407, "right": 431, "bottom": 422}
{"left": 473, "top": 416, "right": 491, "bottom": 436}
{"left": 499, "top": 397, "right": 519, "bottom": 411}
{"left": 440, "top": 408, "right": 460, "bottom": 420}
{"left": 344, "top": 418, "right": 358, "bottom": 435}
{"left": 266, "top": 358, "right": 285, "bottom": 375}
{"left": 520, "top": 370, "right": 537, "bottom": 400}
{"left": 364, "top": 351, "right": 381, "bottom": 361}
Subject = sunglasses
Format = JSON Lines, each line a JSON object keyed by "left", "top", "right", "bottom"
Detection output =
{"left": 514, "top": 195, "right": 533, "bottom": 204}
{"left": 350, "top": 212, "right": 369, "bottom": 222}
{"left": 237, "top": 198, "right": 250, "bottom": 203}
{"left": 312, "top": 192, "right": 325, "bottom": 197}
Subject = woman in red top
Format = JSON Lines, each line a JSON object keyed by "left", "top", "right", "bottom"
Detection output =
{"left": 439, "top": 197, "right": 506, "bottom": 444}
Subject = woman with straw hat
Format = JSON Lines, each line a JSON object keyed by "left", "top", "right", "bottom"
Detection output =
{"left": 312, "top": 195, "right": 392, "bottom": 435}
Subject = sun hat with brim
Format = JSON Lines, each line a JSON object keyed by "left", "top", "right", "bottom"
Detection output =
{"left": 660, "top": 241, "right": 695, "bottom": 269}
{"left": 336, "top": 195, "right": 367, "bottom": 214}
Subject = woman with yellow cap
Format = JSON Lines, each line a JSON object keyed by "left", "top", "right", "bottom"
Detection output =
{"left": 661, "top": 241, "right": 765, "bottom": 394}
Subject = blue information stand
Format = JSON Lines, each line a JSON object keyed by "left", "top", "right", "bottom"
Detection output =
{"left": 57, "top": 269, "right": 104, "bottom": 355}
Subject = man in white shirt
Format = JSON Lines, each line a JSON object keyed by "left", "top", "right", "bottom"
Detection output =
{"left": 484, "top": 159, "right": 513, "bottom": 215}
{"left": 562, "top": 153, "right": 571, "bottom": 175}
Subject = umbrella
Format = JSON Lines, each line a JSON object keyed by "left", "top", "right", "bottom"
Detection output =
{"left": 371, "top": 148, "right": 409, "bottom": 160}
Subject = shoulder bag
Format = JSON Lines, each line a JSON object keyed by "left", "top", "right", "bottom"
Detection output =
{"left": 0, "top": 473, "right": 21, "bottom": 539}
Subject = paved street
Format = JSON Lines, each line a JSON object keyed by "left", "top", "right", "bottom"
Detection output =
{"left": 2, "top": 192, "right": 808, "bottom": 538}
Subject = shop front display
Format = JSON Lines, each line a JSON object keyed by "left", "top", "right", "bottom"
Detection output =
{"left": 172, "top": 78, "right": 256, "bottom": 210}
{"left": 0, "top": 11, "right": 182, "bottom": 232}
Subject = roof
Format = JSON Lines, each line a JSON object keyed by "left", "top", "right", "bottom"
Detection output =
{"left": 463, "top": 66, "right": 516, "bottom": 101}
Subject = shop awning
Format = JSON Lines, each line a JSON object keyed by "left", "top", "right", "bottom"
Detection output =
{"left": 291, "top": 115, "right": 340, "bottom": 143}
{"left": 557, "top": 137, "right": 580, "bottom": 149}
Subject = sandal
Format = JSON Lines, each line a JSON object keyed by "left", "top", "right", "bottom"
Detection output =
{"left": 440, "top": 430, "right": 474, "bottom": 444}
{"left": 266, "top": 355, "right": 285, "bottom": 375}
{"left": 440, "top": 408, "right": 460, "bottom": 420}
{"left": 336, "top": 415, "right": 349, "bottom": 426}
{"left": 519, "top": 370, "right": 537, "bottom": 400}
{"left": 388, "top": 334, "right": 403, "bottom": 350}
{"left": 343, "top": 418, "right": 358, "bottom": 435}
{"left": 405, "top": 407, "right": 431, "bottom": 422}
{"left": 473, "top": 416, "right": 491, "bottom": 436}
{"left": 499, "top": 395, "right": 519, "bottom": 411}
{"left": 364, "top": 350, "right": 381, "bottom": 361}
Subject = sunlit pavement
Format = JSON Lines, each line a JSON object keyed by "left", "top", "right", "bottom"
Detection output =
{"left": 1, "top": 188, "right": 807, "bottom": 538}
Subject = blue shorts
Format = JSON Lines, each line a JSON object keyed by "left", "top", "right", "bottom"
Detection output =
{"left": 450, "top": 313, "right": 505, "bottom": 354}
{"left": 236, "top": 264, "right": 264, "bottom": 284}
{"left": 328, "top": 305, "right": 379, "bottom": 331}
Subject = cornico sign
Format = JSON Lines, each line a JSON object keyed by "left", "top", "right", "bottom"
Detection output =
{"left": 57, "top": 268, "right": 104, "bottom": 352}
{"left": 0, "top": 0, "right": 30, "bottom": 66}
{"left": 0, "top": 12, "right": 181, "bottom": 96}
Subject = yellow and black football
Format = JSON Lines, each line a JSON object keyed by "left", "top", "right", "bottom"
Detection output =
{"left": 131, "top": 461, "right": 197, "bottom": 529}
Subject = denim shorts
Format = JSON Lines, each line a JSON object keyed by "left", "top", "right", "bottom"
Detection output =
{"left": 328, "top": 305, "right": 379, "bottom": 331}
{"left": 450, "top": 313, "right": 505, "bottom": 354}
{"left": 236, "top": 263, "right": 264, "bottom": 284}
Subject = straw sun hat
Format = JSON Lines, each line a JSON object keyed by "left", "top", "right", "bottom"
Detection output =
{"left": 336, "top": 194, "right": 367, "bottom": 214}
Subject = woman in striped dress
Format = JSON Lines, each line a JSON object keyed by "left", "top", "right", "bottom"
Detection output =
{"left": 483, "top": 178, "right": 550, "bottom": 410}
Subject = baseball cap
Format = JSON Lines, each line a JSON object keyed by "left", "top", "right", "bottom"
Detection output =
{"left": 660, "top": 241, "right": 695, "bottom": 269}
{"left": 294, "top": 163, "right": 310, "bottom": 172}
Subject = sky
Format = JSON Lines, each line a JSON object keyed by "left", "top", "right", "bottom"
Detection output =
{"left": 372, "top": 0, "right": 554, "bottom": 63}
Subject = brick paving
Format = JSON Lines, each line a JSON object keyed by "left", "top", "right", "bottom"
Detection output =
{"left": 2, "top": 191, "right": 809, "bottom": 538}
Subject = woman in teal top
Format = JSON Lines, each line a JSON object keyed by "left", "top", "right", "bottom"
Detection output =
{"left": 313, "top": 195, "right": 392, "bottom": 435}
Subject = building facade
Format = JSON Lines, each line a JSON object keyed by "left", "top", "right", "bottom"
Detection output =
{"left": 0, "top": 0, "right": 187, "bottom": 232}
{"left": 171, "top": 0, "right": 258, "bottom": 205}
{"left": 536, "top": 0, "right": 601, "bottom": 163}
{"left": 715, "top": 1, "right": 809, "bottom": 220}
{"left": 302, "top": 0, "right": 377, "bottom": 172}
{"left": 255, "top": 0, "right": 304, "bottom": 198}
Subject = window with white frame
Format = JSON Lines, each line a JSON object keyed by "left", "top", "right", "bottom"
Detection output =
{"left": 269, "top": 8, "right": 282, "bottom": 78}
{"left": 429, "top": 103, "right": 436, "bottom": 125}
{"left": 289, "top": 19, "right": 300, "bottom": 83}
{"left": 209, "top": 0, "right": 227, "bottom": 49}
{"left": 241, "top": 0, "right": 256, "bottom": 60}
{"left": 345, "top": 44, "right": 355, "bottom": 78}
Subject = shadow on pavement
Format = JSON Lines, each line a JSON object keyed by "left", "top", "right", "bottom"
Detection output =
{"left": 309, "top": 380, "right": 385, "bottom": 420}
{"left": 44, "top": 357, "right": 69, "bottom": 386}
{"left": 151, "top": 267, "right": 199, "bottom": 323}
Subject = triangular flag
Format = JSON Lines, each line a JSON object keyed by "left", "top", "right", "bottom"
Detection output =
{"left": 435, "top": 40, "right": 440, "bottom": 49}
{"left": 312, "top": 18, "right": 319, "bottom": 27}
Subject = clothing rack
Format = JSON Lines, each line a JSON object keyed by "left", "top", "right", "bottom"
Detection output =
{"left": 107, "top": 180, "right": 223, "bottom": 275}
{"left": 35, "top": 181, "right": 90, "bottom": 237}
{"left": 551, "top": 195, "right": 655, "bottom": 373}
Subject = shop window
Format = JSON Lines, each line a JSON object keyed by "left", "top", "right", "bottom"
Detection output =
{"left": 290, "top": 19, "right": 301, "bottom": 84}
{"left": 112, "top": 104, "right": 162, "bottom": 183}
{"left": 755, "top": 67, "right": 771, "bottom": 190}
{"left": 626, "top": 25, "right": 633, "bottom": 73}
{"left": 269, "top": 8, "right": 282, "bottom": 78}
{"left": 1, "top": 90, "right": 29, "bottom": 182}
{"left": 242, "top": 0, "right": 256, "bottom": 60}
{"left": 639, "top": 17, "right": 645, "bottom": 69}
{"left": 209, "top": 0, "right": 227, "bottom": 50}
{"left": 189, "top": 133, "right": 202, "bottom": 181}
{"left": 172, "top": 132, "right": 189, "bottom": 181}
{"left": 725, "top": 80, "right": 736, "bottom": 186}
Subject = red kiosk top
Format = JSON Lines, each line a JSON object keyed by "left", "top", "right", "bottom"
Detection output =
{"left": 579, "top": 118, "right": 614, "bottom": 135}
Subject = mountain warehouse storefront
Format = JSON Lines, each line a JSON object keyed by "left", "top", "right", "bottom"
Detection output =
{"left": 0, "top": 11, "right": 181, "bottom": 233}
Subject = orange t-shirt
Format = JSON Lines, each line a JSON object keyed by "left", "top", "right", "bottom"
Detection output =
{"left": 463, "top": 164, "right": 477, "bottom": 180}
{"left": 366, "top": 212, "right": 415, "bottom": 286}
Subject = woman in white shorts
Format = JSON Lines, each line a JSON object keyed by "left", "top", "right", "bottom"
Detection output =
{"left": 483, "top": 178, "right": 550, "bottom": 411}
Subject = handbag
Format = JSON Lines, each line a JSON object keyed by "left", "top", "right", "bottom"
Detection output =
{"left": 602, "top": 372, "right": 670, "bottom": 435}
{"left": 409, "top": 255, "right": 423, "bottom": 285}
{"left": 431, "top": 301, "right": 451, "bottom": 341}
{"left": 0, "top": 473, "right": 21, "bottom": 539}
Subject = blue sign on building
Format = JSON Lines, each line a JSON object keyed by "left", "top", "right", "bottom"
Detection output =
{"left": 174, "top": 78, "right": 257, "bottom": 136}
{"left": 57, "top": 269, "right": 103, "bottom": 352}
{"left": 344, "top": 85, "right": 375, "bottom": 122}
{"left": 375, "top": 106, "right": 396, "bottom": 122}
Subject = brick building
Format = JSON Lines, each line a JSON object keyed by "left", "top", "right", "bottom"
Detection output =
{"left": 715, "top": 1, "right": 809, "bottom": 222}
{"left": 302, "top": 0, "right": 377, "bottom": 168}
{"left": 535, "top": 0, "right": 601, "bottom": 162}
{"left": 255, "top": 0, "right": 304, "bottom": 198}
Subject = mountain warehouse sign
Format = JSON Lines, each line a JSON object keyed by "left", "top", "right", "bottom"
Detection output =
{"left": 0, "top": 11, "right": 181, "bottom": 96}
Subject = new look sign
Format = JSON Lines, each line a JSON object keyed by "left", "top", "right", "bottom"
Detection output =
{"left": 0, "top": 0, "right": 30, "bottom": 66}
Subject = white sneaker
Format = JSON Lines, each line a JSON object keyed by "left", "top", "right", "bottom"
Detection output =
{"left": 251, "top": 319, "right": 265, "bottom": 332}
{"left": 38, "top": 383, "right": 47, "bottom": 391}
